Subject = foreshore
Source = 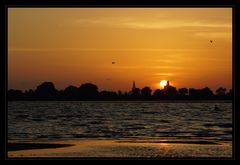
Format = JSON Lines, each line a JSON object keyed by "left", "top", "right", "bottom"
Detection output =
{"left": 8, "top": 139, "right": 232, "bottom": 158}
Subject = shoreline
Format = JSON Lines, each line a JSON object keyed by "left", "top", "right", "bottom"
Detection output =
{"left": 8, "top": 139, "right": 232, "bottom": 158}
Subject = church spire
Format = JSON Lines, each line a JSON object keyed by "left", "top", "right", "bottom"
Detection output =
{"left": 132, "top": 80, "right": 136, "bottom": 90}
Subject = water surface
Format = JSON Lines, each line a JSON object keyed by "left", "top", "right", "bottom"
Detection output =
{"left": 8, "top": 101, "right": 232, "bottom": 145}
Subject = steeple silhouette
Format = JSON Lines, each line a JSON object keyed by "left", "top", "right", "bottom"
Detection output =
{"left": 167, "top": 80, "right": 170, "bottom": 87}
{"left": 132, "top": 80, "right": 136, "bottom": 91}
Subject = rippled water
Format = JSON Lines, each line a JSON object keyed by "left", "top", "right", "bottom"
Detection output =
{"left": 8, "top": 101, "right": 232, "bottom": 144}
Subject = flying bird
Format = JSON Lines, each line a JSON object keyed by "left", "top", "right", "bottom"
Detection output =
{"left": 112, "top": 62, "right": 115, "bottom": 64}
{"left": 210, "top": 40, "right": 213, "bottom": 43}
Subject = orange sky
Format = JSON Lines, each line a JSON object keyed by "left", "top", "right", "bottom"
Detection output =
{"left": 8, "top": 8, "right": 232, "bottom": 92}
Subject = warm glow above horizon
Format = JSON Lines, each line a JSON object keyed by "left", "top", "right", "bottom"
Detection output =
{"left": 8, "top": 8, "right": 232, "bottom": 92}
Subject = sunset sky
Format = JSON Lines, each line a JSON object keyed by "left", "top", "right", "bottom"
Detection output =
{"left": 8, "top": 8, "right": 232, "bottom": 92}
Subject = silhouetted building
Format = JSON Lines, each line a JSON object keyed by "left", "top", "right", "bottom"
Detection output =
{"left": 166, "top": 80, "right": 170, "bottom": 87}
{"left": 164, "top": 80, "right": 177, "bottom": 98}
{"left": 129, "top": 80, "right": 141, "bottom": 99}
{"left": 130, "top": 80, "right": 136, "bottom": 94}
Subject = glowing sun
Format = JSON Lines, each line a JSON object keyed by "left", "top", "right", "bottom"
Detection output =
{"left": 160, "top": 80, "right": 167, "bottom": 88}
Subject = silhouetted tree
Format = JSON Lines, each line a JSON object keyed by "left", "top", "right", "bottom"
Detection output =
{"left": 216, "top": 87, "right": 226, "bottom": 95}
{"left": 24, "top": 89, "right": 35, "bottom": 100}
{"left": 178, "top": 88, "right": 188, "bottom": 95}
{"left": 141, "top": 86, "right": 152, "bottom": 99}
{"left": 64, "top": 85, "right": 79, "bottom": 100}
{"left": 118, "top": 90, "right": 122, "bottom": 96}
{"left": 226, "top": 89, "right": 232, "bottom": 99}
{"left": 131, "top": 88, "right": 141, "bottom": 99}
{"left": 99, "top": 91, "right": 118, "bottom": 100}
{"left": 35, "top": 82, "right": 58, "bottom": 100}
{"left": 189, "top": 87, "right": 213, "bottom": 99}
{"left": 78, "top": 83, "right": 99, "bottom": 100}
{"left": 7, "top": 81, "right": 231, "bottom": 101}
{"left": 153, "top": 89, "right": 164, "bottom": 99}
{"left": 123, "top": 92, "right": 129, "bottom": 100}
{"left": 118, "top": 90, "right": 123, "bottom": 100}
{"left": 201, "top": 87, "right": 214, "bottom": 99}
{"left": 178, "top": 88, "right": 188, "bottom": 99}
{"left": 8, "top": 89, "right": 24, "bottom": 100}
{"left": 189, "top": 88, "right": 199, "bottom": 99}
{"left": 58, "top": 90, "right": 65, "bottom": 100}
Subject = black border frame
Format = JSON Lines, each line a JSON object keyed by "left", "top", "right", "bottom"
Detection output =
{"left": 1, "top": 0, "right": 239, "bottom": 160}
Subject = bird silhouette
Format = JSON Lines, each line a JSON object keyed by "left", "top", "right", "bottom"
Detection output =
{"left": 210, "top": 40, "right": 213, "bottom": 43}
{"left": 112, "top": 62, "right": 115, "bottom": 64}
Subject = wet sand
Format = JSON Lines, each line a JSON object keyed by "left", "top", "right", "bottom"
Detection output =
{"left": 8, "top": 139, "right": 232, "bottom": 158}
{"left": 8, "top": 143, "right": 74, "bottom": 151}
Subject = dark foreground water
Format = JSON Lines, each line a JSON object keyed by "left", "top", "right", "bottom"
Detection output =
{"left": 8, "top": 101, "right": 232, "bottom": 144}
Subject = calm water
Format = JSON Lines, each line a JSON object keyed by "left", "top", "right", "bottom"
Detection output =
{"left": 8, "top": 101, "right": 232, "bottom": 144}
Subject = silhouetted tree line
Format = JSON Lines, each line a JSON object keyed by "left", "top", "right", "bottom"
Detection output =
{"left": 8, "top": 81, "right": 232, "bottom": 101}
